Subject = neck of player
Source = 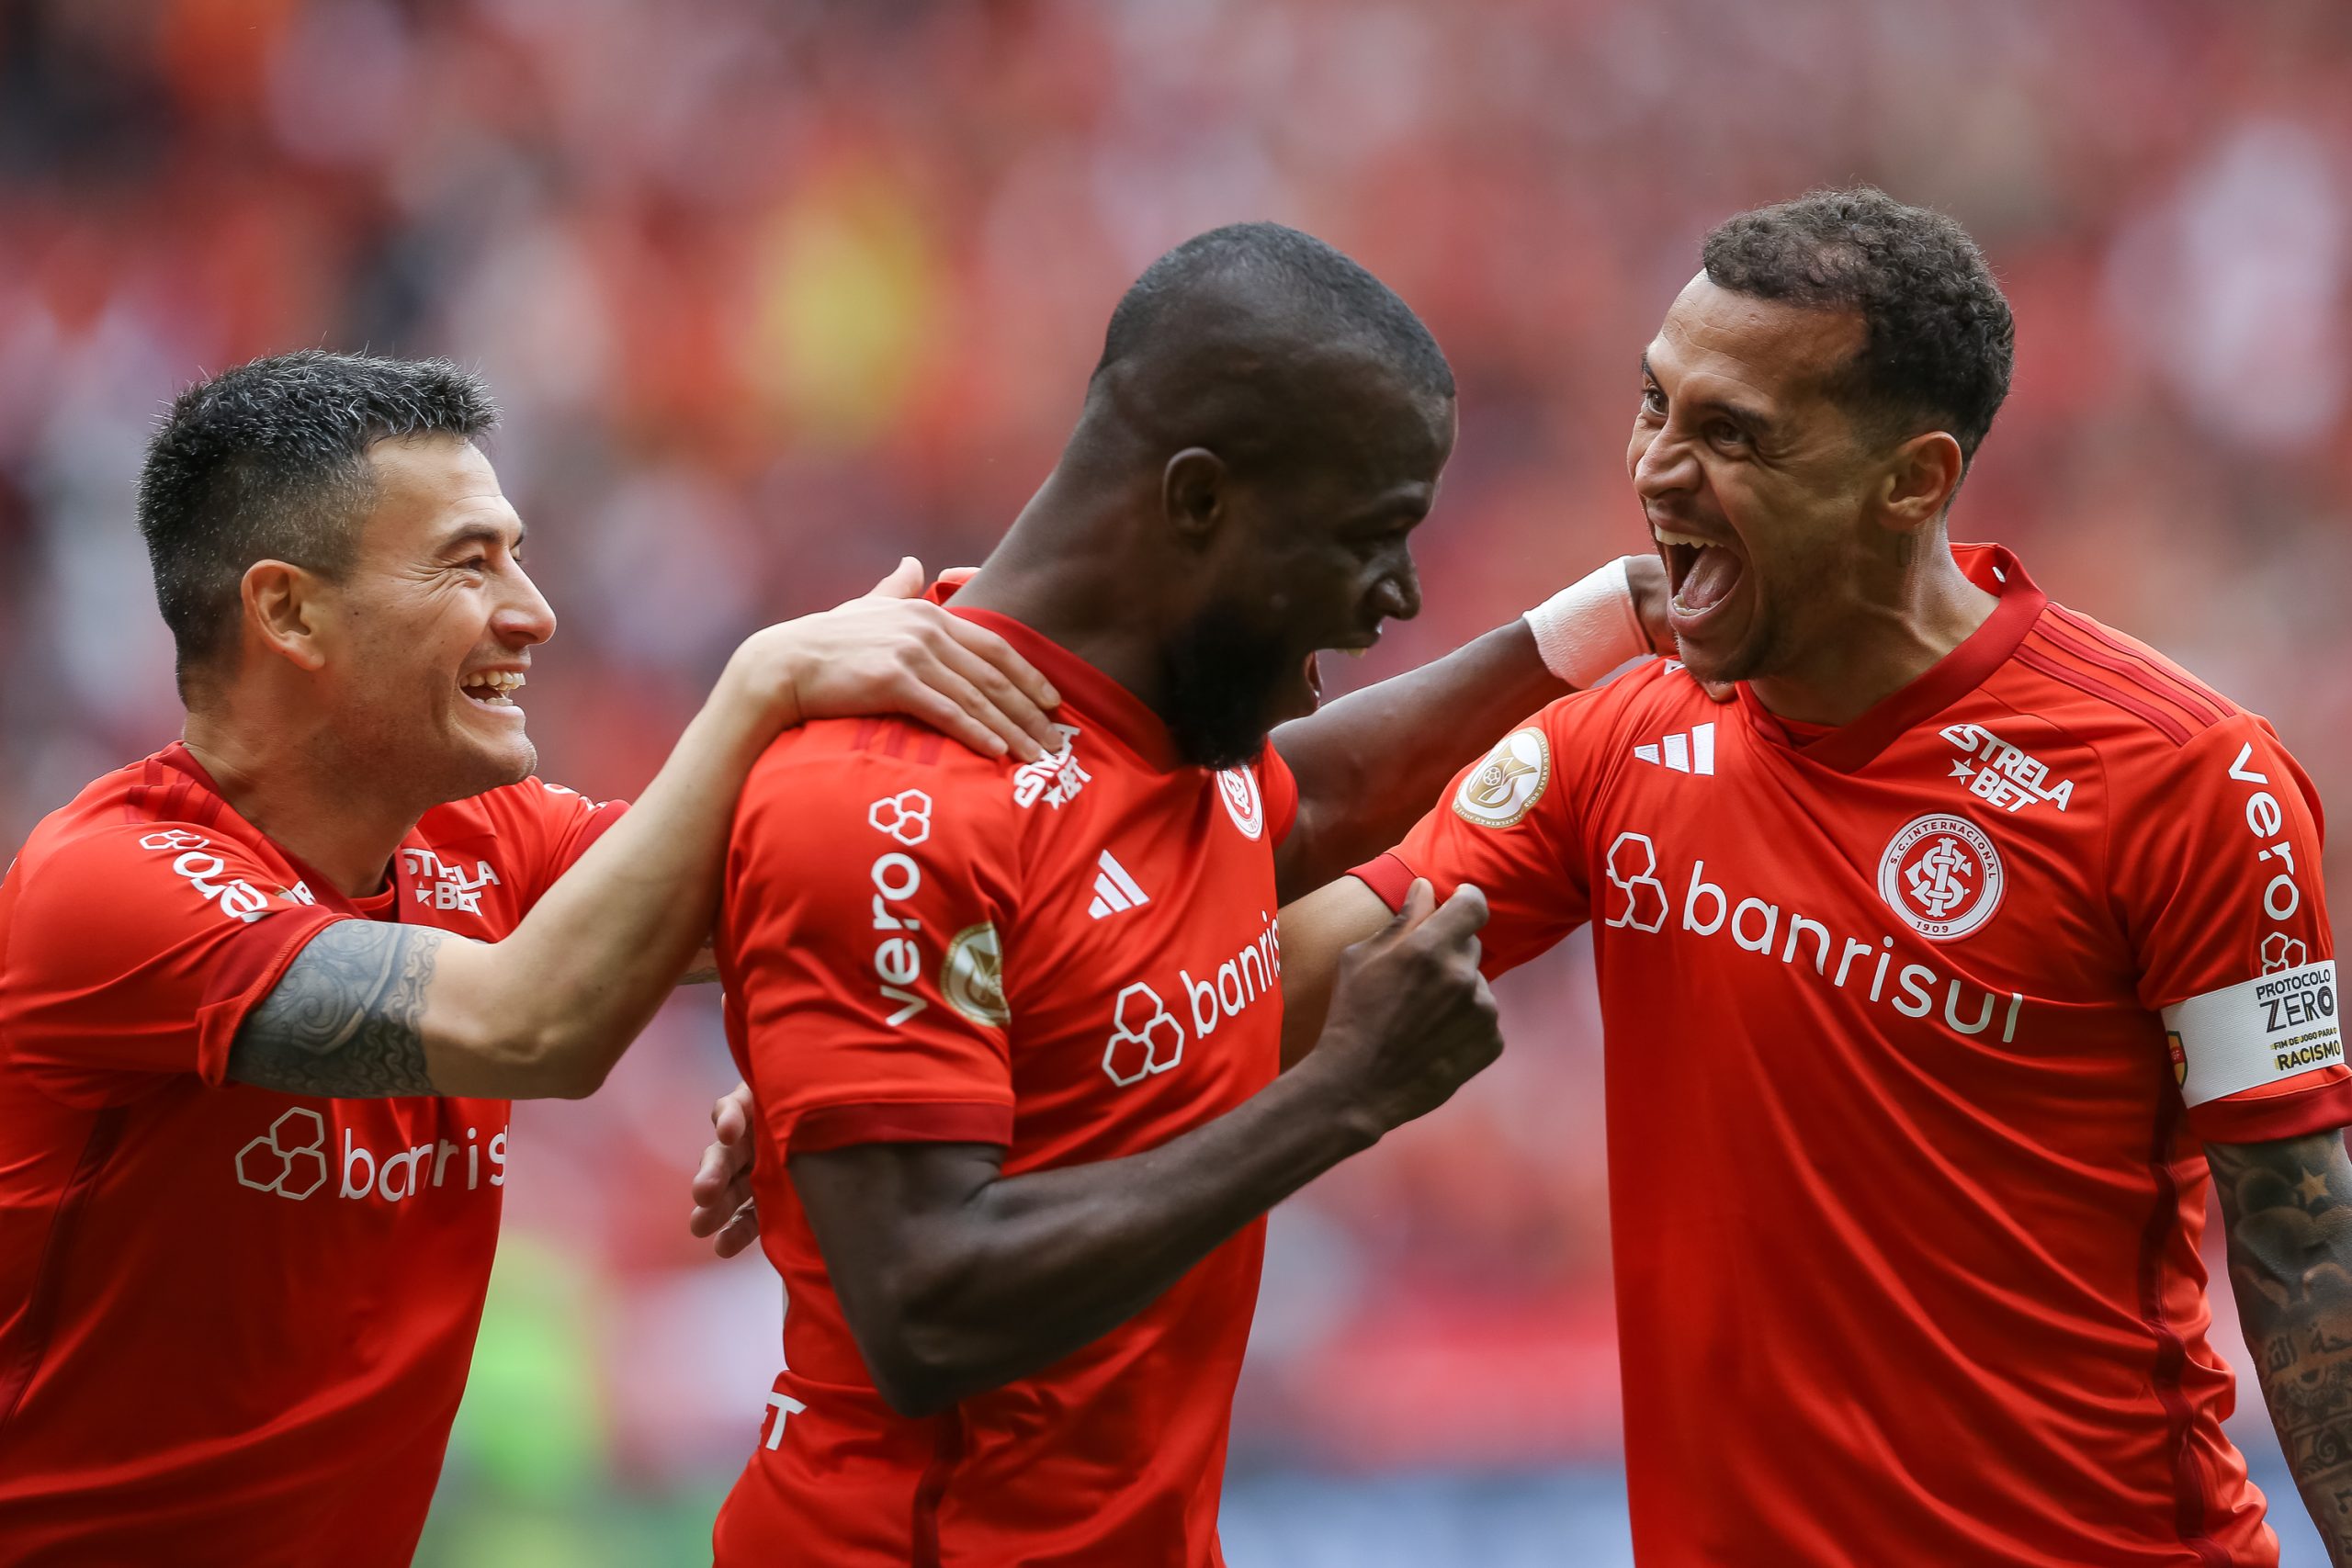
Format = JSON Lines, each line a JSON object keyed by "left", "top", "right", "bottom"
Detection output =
{"left": 1745, "top": 532, "right": 1999, "bottom": 729}
{"left": 946, "top": 474, "right": 1185, "bottom": 722}
{"left": 181, "top": 707, "right": 427, "bottom": 900}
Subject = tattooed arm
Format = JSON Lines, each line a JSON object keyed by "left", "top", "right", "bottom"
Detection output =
{"left": 2210, "top": 1130, "right": 2352, "bottom": 1564}
{"left": 225, "top": 574, "right": 1061, "bottom": 1101}
{"left": 228, "top": 925, "right": 447, "bottom": 1096}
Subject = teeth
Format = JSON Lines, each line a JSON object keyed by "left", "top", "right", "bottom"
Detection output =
{"left": 460, "top": 671, "right": 525, "bottom": 699}
{"left": 1653, "top": 527, "right": 1718, "bottom": 550}
{"left": 1344, "top": 647, "right": 1369, "bottom": 660}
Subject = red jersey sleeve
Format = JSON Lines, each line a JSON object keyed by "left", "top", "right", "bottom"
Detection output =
{"left": 0, "top": 825, "right": 342, "bottom": 1105}
{"left": 1349, "top": 694, "right": 1595, "bottom": 976}
{"left": 722, "top": 740, "right": 1023, "bottom": 1155}
{"left": 2119, "top": 714, "right": 2350, "bottom": 1143}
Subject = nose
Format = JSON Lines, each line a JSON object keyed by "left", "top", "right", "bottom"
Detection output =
{"left": 1372, "top": 565, "right": 1421, "bottom": 624}
{"left": 1631, "top": 423, "right": 1699, "bottom": 504}
{"left": 496, "top": 562, "right": 559, "bottom": 648}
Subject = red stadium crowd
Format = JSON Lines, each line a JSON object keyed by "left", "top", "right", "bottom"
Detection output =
{"left": 1, "top": 0, "right": 2348, "bottom": 1520}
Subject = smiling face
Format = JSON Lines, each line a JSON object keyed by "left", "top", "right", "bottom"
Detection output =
{"left": 310, "top": 434, "right": 557, "bottom": 805}
{"left": 1159, "top": 372, "right": 1453, "bottom": 767}
{"left": 1629, "top": 274, "right": 1891, "bottom": 687}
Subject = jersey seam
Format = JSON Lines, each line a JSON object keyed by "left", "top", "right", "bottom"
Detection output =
{"left": 1975, "top": 683, "right": 2120, "bottom": 960}
{"left": 2136, "top": 1090, "right": 2231, "bottom": 1566}
{"left": 909, "top": 1402, "right": 967, "bottom": 1568}
{"left": 2015, "top": 642, "right": 2194, "bottom": 747}
{"left": 0, "top": 1105, "right": 126, "bottom": 1439}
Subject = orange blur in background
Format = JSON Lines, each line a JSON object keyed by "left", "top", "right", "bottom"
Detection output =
{"left": 2, "top": 3, "right": 2348, "bottom": 1562}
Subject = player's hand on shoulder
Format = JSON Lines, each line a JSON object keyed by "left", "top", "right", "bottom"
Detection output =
{"left": 688, "top": 1081, "right": 761, "bottom": 1259}
{"left": 724, "top": 557, "right": 1064, "bottom": 761}
{"left": 1303, "top": 878, "right": 1502, "bottom": 1136}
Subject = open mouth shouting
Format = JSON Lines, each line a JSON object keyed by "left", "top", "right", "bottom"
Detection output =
{"left": 1302, "top": 633, "right": 1380, "bottom": 704}
{"left": 1654, "top": 524, "right": 1748, "bottom": 641}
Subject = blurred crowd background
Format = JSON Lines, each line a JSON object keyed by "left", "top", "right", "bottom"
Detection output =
{"left": 4, "top": 0, "right": 2350, "bottom": 1562}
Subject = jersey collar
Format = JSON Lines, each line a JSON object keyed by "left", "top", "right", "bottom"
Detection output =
{"left": 931, "top": 591, "right": 1185, "bottom": 773}
{"left": 153, "top": 741, "right": 411, "bottom": 918}
{"left": 1736, "top": 542, "right": 2046, "bottom": 774}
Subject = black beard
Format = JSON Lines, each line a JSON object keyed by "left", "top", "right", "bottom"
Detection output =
{"left": 1159, "top": 603, "right": 1292, "bottom": 771}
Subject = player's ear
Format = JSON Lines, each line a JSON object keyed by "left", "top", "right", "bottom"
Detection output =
{"left": 1161, "top": 447, "right": 1229, "bottom": 547}
{"left": 241, "top": 559, "right": 333, "bottom": 673}
{"left": 1876, "top": 430, "right": 1965, "bottom": 535}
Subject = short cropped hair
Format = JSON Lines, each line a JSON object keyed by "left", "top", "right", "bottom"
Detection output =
{"left": 1095, "top": 221, "right": 1455, "bottom": 402}
{"left": 1702, "top": 188, "right": 2014, "bottom": 463}
{"left": 136, "top": 350, "right": 497, "bottom": 693}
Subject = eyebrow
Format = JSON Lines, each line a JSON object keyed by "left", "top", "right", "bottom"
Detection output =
{"left": 436, "top": 519, "right": 526, "bottom": 554}
{"left": 1642, "top": 355, "right": 1781, "bottom": 439}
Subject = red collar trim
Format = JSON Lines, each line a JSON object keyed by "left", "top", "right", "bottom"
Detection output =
{"left": 1736, "top": 543, "right": 2046, "bottom": 773}
{"left": 940, "top": 602, "right": 1184, "bottom": 773}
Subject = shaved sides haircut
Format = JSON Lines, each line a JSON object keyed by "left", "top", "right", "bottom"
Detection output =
{"left": 137, "top": 350, "right": 498, "bottom": 694}
{"left": 1081, "top": 223, "right": 1453, "bottom": 484}
{"left": 1098, "top": 221, "right": 1453, "bottom": 400}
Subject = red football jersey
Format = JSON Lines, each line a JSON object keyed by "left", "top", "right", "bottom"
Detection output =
{"left": 713, "top": 605, "right": 1298, "bottom": 1568}
{"left": 0, "top": 743, "right": 622, "bottom": 1567}
{"left": 1355, "top": 546, "right": 2346, "bottom": 1567}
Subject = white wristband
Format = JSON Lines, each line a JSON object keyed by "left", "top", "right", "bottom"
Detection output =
{"left": 1523, "top": 557, "right": 1653, "bottom": 689}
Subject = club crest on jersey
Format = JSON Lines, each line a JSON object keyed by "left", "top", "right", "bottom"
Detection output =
{"left": 1216, "top": 767, "right": 1265, "bottom": 840}
{"left": 1453, "top": 728, "right": 1550, "bottom": 829}
{"left": 943, "top": 922, "right": 1010, "bottom": 1028}
{"left": 1878, "top": 813, "right": 2005, "bottom": 942}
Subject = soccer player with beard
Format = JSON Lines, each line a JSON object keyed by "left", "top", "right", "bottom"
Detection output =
{"left": 709, "top": 223, "right": 1691, "bottom": 1566}
{"left": 0, "top": 351, "right": 1068, "bottom": 1566}
{"left": 1283, "top": 189, "right": 2352, "bottom": 1566}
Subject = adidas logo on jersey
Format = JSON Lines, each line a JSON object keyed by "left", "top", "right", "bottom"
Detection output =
{"left": 1088, "top": 850, "right": 1150, "bottom": 919}
{"left": 1634, "top": 722, "right": 1715, "bottom": 775}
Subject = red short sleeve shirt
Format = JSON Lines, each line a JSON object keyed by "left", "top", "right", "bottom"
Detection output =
{"left": 1353, "top": 546, "right": 2342, "bottom": 1567}
{"left": 714, "top": 607, "right": 1295, "bottom": 1568}
{"left": 0, "top": 744, "right": 623, "bottom": 1567}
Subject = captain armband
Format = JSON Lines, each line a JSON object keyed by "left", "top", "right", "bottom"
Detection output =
{"left": 2165, "top": 960, "right": 2343, "bottom": 1106}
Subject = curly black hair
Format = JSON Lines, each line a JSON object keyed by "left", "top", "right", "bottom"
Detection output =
{"left": 1702, "top": 188, "right": 2014, "bottom": 464}
{"left": 136, "top": 350, "right": 497, "bottom": 695}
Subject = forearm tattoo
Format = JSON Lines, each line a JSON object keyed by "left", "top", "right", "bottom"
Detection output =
{"left": 226, "top": 921, "right": 443, "bottom": 1098}
{"left": 2211, "top": 1131, "right": 2352, "bottom": 1559}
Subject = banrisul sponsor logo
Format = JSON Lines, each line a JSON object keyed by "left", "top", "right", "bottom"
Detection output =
{"left": 1103, "top": 912, "right": 1283, "bottom": 1088}
{"left": 1602, "top": 831, "right": 2025, "bottom": 1043}
{"left": 236, "top": 1109, "right": 506, "bottom": 1201}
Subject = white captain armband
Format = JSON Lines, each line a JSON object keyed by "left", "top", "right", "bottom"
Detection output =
{"left": 2165, "top": 960, "right": 2344, "bottom": 1107}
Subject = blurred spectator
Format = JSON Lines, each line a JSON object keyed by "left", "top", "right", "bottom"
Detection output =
{"left": 4, "top": 1, "right": 2348, "bottom": 1561}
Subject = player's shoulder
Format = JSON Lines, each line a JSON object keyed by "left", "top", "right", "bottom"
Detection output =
{"left": 2003, "top": 600, "right": 2290, "bottom": 784}
{"left": 2, "top": 755, "right": 307, "bottom": 945}
{"left": 422, "top": 773, "right": 611, "bottom": 844}
{"left": 9, "top": 750, "right": 250, "bottom": 889}
{"left": 2007, "top": 600, "right": 2242, "bottom": 747}
{"left": 736, "top": 716, "right": 1025, "bottom": 856}
{"left": 1528, "top": 657, "right": 1719, "bottom": 743}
